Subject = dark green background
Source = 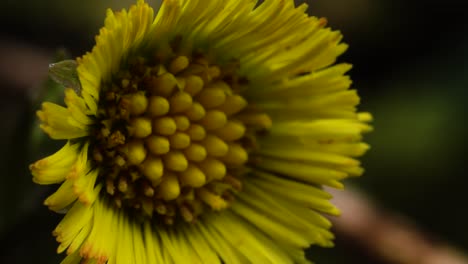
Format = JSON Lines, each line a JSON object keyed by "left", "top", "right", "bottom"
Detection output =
{"left": 1, "top": 0, "right": 467, "bottom": 263}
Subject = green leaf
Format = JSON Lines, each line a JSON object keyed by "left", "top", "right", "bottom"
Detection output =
{"left": 48, "top": 60, "right": 81, "bottom": 93}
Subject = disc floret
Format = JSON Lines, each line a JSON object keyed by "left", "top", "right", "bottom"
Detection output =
{"left": 91, "top": 48, "right": 270, "bottom": 224}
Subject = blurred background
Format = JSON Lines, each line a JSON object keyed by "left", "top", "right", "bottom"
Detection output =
{"left": 1, "top": 0, "right": 467, "bottom": 263}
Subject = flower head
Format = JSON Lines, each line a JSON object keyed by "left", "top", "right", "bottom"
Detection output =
{"left": 30, "top": 0, "right": 372, "bottom": 263}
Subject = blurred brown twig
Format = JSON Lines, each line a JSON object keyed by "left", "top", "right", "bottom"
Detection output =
{"left": 329, "top": 187, "right": 468, "bottom": 264}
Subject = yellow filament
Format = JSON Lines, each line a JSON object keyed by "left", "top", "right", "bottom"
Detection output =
{"left": 197, "top": 188, "right": 228, "bottom": 210}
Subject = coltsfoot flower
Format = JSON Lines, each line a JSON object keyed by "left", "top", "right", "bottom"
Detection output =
{"left": 30, "top": 0, "right": 372, "bottom": 263}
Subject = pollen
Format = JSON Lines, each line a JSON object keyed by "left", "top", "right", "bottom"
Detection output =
{"left": 90, "top": 50, "right": 271, "bottom": 224}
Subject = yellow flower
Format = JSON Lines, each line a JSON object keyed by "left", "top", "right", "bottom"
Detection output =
{"left": 30, "top": 0, "right": 372, "bottom": 263}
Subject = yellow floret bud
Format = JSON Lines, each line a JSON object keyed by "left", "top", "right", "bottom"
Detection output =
{"left": 198, "top": 158, "right": 226, "bottom": 181}
{"left": 183, "top": 143, "right": 207, "bottom": 162}
{"left": 215, "top": 121, "right": 246, "bottom": 141}
{"left": 202, "top": 135, "right": 228, "bottom": 157}
{"left": 169, "top": 56, "right": 190, "bottom": 74}
{"left": 129, "top": 117, "right": 152, "bottom": 138}
{"left": 140, "top": 157, "right": 164, "bottom": 184}
{"left": 150, "top": 73, "right": 177, "bottom": 97}
{"left": 163, "top": 151, "right": 188, "bottom": 172}
{"left": 125, "top": 140, "right": 147, "bottom": 165}
{"left": 199, "top": 110, "right": 227, "bottom": 130}
{"left": 195, "top": 86, "right": 226, "bottom": 109}
{"left": 127, "top": 92, "right": 148, "bottom": 116}
{"left": 184, "top": 75, "right": 204, "bottom": 96}
{"left": 146, "top": 135, "right": 170, "bottom": 155}
{"left": 169, "top": 132, "right": 191, "bottom": 149}
{"left": 186, "top": 124, "right": 206, "bottom": 141}
{"left": 185, "top": 102, "right": 206, "bottom": 121}
{"left": 173, "top": 115, "right": 190, "bottom": 131}
{"left": 158, "top": 173, "right": 180, "bottom": 201}
{"left": 179, "top": 164, "right": 206, "bottom": 188}
{"left": 147, "top": 96, "right": 170, "bottom": 117}
{"left": 221, "top": 144, "right": 248, "bottom": 166}
{"left": 153, "top": 117, "right": 177, "bottom": 135}
{"left": 217, "top": 95, "right": 248, "bottom": 116}
{"left": 169, "top": 91, "right": 193, "bottom": 113}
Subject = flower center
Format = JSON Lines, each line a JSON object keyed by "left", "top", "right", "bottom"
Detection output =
{"left": 90, "top": 48, "right": 271, "bottom": 224}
